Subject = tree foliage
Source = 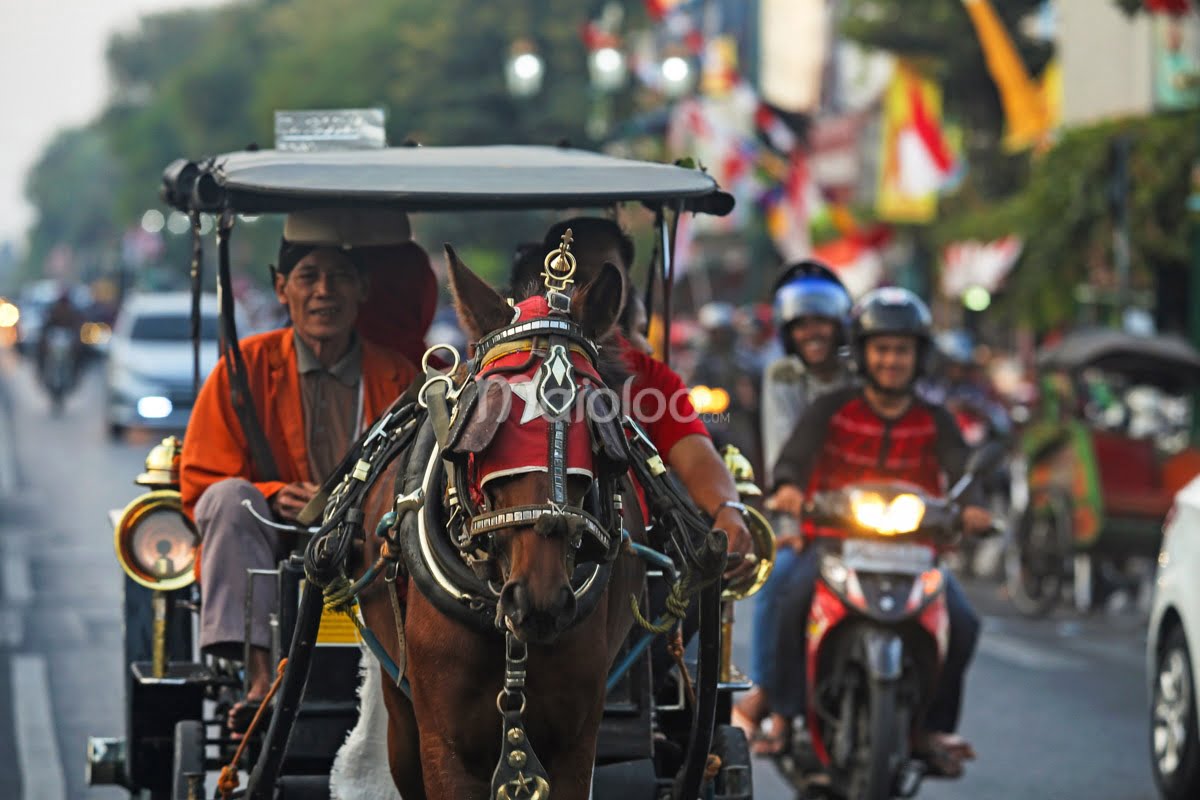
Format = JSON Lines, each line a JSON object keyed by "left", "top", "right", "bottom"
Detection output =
{"left": 22, "top": 127, "right": 123, "bottom": 280}
{"left": 933, "top": 111, "right": 1200, "bottom": 332}
{"left": 24, "top": 0, "right": 642, "bottom": 284}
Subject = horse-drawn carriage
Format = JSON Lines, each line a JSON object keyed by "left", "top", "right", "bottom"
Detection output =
{"left": 1005, "top": 329, "right": 1200, "bottom": 616}
{"left": 86, "top": 143, "right": 772, "bottom": 799}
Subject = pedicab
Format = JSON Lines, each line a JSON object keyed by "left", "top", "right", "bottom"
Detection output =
{"left": 86, "top": 140, "right": 773, "bottom": 799}
{"left": 1005, "top": 329, "right": 1200, "bottom": 616}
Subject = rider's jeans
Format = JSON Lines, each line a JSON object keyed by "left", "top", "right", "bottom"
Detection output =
{"left": 750, "top": 544, "right": 804, "bottom": 688}
{"left": 767, "top": 539, "right": 980, "bottom": 734}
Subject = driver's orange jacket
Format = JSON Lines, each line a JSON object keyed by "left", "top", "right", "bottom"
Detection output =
{"left": 180, "top": 327, "right": 416, "bottom": 519}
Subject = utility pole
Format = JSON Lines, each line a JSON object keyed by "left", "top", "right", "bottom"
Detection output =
{"left": 1108, "top": 135, "right": 1133, "bottom": 329}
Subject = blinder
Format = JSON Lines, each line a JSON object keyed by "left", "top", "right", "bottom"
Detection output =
{"left": 437, "top": 298, "right": 624, "bottom": 572}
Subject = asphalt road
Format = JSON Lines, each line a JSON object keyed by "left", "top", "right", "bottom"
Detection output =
{"left": 0, "top": 346, "right": 1163, "bottom": 799}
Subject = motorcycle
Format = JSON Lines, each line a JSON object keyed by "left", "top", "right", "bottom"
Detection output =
{"left": 771, "top": 444, "right": 1004, "bottom": 800}
{"left": 40, "top": 326, "right": 78, "bottom": 414}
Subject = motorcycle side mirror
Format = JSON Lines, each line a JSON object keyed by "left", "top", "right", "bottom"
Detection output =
{"left": 966, "top": 442, "right": 1006, "bottom": 478}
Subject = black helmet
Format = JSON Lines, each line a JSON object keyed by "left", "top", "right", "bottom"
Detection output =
{"left": 850, "top": 287, "right": 933, "bottom": 382}
{"left": 771, "top": 259, "right": 852, "bottom": 356}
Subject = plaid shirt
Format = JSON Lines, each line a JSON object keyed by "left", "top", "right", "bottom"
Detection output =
{"left": 772, "top": 387, "right": 970, "bottom": 538}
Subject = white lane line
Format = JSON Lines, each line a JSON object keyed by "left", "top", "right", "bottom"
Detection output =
{"left": 3, "top": 554, "right": 32, "bottom": 606}
{"left": 978, "top": 632, "right": 1086, "bottom": 671}
{"left": 0, "top": 608, "right": 23, "bottom": 647}
{"left": 12, "top": 654, "right": 67, "bottom": 800}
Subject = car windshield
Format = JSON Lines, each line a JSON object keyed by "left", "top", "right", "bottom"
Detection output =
{"left": 130, "top": 313, "right": 219, "bottom": 342}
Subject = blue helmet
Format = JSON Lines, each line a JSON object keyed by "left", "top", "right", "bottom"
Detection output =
{"left": 935, "top": 329, "right": 975, "bottom": 367}
{"left": 771, "top": 260, "right": 852, "bottom": 355}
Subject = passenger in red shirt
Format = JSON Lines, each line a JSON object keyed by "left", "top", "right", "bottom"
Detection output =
{"left": 767, "top": 288, "right": 991, "bottom": 776}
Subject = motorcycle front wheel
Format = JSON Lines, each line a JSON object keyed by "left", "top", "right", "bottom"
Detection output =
{"left": 846, "top": 677, "right": 903, "bottom": 800}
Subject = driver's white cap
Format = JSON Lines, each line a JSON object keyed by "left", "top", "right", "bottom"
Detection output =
{"left": 282, "top": 208, "right": 411, "bottom": 248}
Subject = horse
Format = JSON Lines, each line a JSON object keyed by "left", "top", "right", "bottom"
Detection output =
{"left": 351, "top": 244, "right": 647, "bottom": 799}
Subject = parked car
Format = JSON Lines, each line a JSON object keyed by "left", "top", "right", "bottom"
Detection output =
{"left": 1148, "top": 475, "right": 1200, "bottom": 800}
{"left": 106, "top": 292, "right": 234, "bottom": 438}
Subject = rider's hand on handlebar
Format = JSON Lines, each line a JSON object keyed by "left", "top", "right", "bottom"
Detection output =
{"left": 270, "top": 482, "right": 319, "bottom": 522}
{"left": 765, "top": 484, "right": 805, "bottom": 518}
{"left": 960, "top": 505, "right": 992, "bottom": 536}
{"left": 715, "top": 505, "right": 755, "bottom": 581}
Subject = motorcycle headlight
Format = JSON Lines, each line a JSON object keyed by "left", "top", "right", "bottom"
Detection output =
{"left": 849, "top": 490, "right": 926, "bottom": 535}
{"left": 114, "top": 490, "right": 199, "bottom": 591}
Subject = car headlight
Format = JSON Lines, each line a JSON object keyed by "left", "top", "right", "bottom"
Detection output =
{"left": 849, "top": 490, "right": 926, "bottom": 535}
{"left": 114, "top": 490, "right": 198, "bottom": 591}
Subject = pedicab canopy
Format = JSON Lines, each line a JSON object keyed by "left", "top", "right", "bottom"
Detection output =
{"left": 1037, "top": 329, "right": 1200, "bottom": 394}
{"left": 161, "top": 145, "right": 735, "bottom": 216}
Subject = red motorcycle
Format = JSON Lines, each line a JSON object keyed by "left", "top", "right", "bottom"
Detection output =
{"left": 775, "top": 445, "right": 1002, "bottom": 799}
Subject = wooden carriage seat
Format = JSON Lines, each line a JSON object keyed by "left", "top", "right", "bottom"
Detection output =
{"left": 1091, "top": 430, "right": 1174, "bottom": 519}
{"left": 355, "top": 242, "right": 438, "bottom": 367}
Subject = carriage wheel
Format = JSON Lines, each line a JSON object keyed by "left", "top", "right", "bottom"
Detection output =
{"left": 1005, "top": 491, "right": 1071, "bottom": 618}
{"left": 709, "top": 725, "right": 753, "bottom": 799}
{"left": 172, "top": 720, "right": 206, "bottom": 800}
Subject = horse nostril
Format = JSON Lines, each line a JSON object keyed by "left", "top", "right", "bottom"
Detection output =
{"left": 556, "top": 585, "right": 577, "bottom": 628}
{"left": 499, "top": 581, "right": 530, "bottom": 625}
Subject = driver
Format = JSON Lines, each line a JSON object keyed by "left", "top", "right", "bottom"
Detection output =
{"left": 179, "top": 208, "right": 418, "bottom": 734}
{"left": 766, "top": 287, "right": 991, "bottom": 777}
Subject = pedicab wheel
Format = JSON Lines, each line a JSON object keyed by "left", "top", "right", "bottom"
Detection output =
{"left": 172, "top": 720, "right": 206, "bottom": 800}
{"left": 709, "top": 724, "right": 753, "bottom": 800}
{"left": 1151, "top": 626, "right": 1200, "bottom": 800}
{"left": 1005, "top": 493, "right": 1070, "bottom": 618}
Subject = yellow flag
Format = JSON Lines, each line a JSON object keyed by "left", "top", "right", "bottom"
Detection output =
{"left": 961, "top": 0, "right": 1051, "bottom": 151}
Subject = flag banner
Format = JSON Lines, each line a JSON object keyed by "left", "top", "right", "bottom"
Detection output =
{"left": 876, "top": 62, "right": 955, "bottom": 223}
{"left": 940, "top": 235, "right": 1023, "bottom": 298}
{"left": 961, "top": 0, "right": 1050, "bottom": 151}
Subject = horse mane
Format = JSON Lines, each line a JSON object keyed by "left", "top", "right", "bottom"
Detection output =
{"left": 510, "top": 279, "right": 630, "bottom": 391}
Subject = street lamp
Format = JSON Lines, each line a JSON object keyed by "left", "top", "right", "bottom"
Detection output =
{"left": 660, "top": 55, "right": 694, "bottom": 98}
{"left": 506, "top": 40, "right": 544, "bottom": 98}
{"left": 588, "top": 46, "right": 627, "bottom": 92}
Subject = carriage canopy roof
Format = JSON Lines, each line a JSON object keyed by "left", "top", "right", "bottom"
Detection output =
{"left": 1037, "top": 329, "right": 1200, "bottom": 390}
{"left": 164, "top": 145, "right": 734, "bottom": 216}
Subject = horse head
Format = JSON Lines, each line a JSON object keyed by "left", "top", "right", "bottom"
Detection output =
{"left": 445, "top": 243, "right": 625, "bottom": 644}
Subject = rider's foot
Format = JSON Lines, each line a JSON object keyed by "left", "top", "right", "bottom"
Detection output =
{"left": 913, "top": 731, "right": 975, "bottom": 778}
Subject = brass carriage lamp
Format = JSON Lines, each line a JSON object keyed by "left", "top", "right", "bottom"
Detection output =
{"left": 719, "top": 444, "right": 777, "bottom": 683}
{"left": 114, "top": 436, "right": 199, "bottom": 678}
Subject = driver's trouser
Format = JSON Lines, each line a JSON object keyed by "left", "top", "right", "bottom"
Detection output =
{"left": 768, "top": 538, "right": 981, "bottom": 733}
{"left": 195, "top": 478, "right": 288, "bottom": 653}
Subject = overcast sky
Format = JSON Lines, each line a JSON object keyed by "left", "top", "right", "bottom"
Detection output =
{"left": 0, "top": 0, "right": 229, "bottom": 246}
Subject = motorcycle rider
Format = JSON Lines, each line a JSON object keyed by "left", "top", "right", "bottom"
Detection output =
{"left": 734, "top": 259, "right": 855, "bottom": 752}
{"left": 924, "top": 329, "right": 1011, "bottom": 439}
{"left": 766, "top": 287, "right": 992, "bottom": 777}
{"left": 36, "top": 288, "right": 85, "bottom": 390}
{"left": 691, "top": 301, "right": 763, "bottom": 471}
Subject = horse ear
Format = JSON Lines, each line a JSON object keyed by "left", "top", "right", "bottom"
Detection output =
{"left": 571, "top": 261, "right": 626, "bottom": 341}
{"left": 445, "top": 243, "right": 512, "bottom": 341}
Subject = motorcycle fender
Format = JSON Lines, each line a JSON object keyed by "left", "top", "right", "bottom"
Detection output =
{"left": 860, "top": 629, "right": 903, "bottom": 682}
{"left": 807, "top": 581, "right": 849, "bottom": 767}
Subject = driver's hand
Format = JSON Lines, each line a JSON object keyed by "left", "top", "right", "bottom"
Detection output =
{"left": 270, "top": 482, "right": 319, "bottom": 522}
{"left": 765, "top": 484, "right": 805, "bottom": 518}
{"left": 714, "top": 505, "right": 755, "bottom": 581}
{"left": 961, "top": 505, "right": 992, "bottom": 535}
